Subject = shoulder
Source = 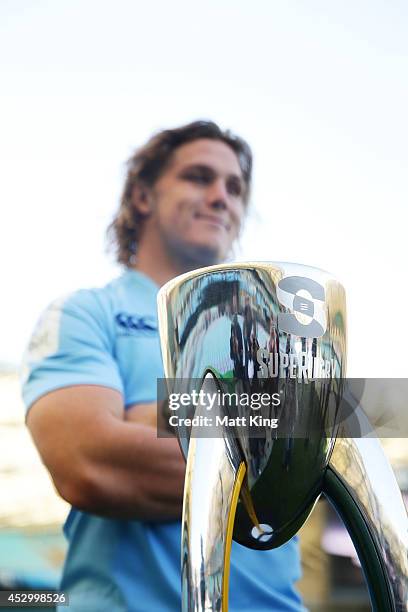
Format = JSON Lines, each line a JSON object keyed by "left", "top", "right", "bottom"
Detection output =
{"left": 52, "top": 273, "right": 131, "bottom": 326}
{"left": 24, "top": 277, "right": 126, "bottom": 365}
{"left": 21, "top": 277, "right": 129, "bottom": 402}
{"left": 29, "top": 287, "right": 110, "bottom": 345}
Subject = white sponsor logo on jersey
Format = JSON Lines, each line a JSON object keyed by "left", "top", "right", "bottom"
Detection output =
{"left": 20, "top": 295, "right": 70, "bottom": 385}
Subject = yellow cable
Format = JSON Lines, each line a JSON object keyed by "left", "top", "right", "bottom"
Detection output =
{"left": 239, "top": 480, "right": 264, "bottom": 535}
{"left": 222, "top": 462, "right": 247, "bottom": 612}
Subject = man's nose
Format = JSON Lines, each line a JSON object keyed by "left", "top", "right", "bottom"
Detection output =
{"left": 206, "top": 179, "right": 228, "bottom": 210}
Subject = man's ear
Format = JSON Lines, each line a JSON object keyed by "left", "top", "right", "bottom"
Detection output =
{"left": 131, "top": 184, "right": 154, "bottom": 217}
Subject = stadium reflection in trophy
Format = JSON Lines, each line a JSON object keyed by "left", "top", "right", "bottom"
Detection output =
{"left": 157, "top": 262, "right": 408, "bottom": 611}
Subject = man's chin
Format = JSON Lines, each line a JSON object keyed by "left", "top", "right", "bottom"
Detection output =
{"left": 176, "top": 241, "right": 226, "bottom": 270}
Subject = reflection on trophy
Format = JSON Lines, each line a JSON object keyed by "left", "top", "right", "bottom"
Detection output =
{"left": 157, "top": 262, "right": 408, "bottom": 611}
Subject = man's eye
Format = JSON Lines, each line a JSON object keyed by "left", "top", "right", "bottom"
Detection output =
{"left": 227, "top": 180, "right": 242, "bottom": 197}
{"left": 185, "top": 173, "right": 210, "bottom": 184}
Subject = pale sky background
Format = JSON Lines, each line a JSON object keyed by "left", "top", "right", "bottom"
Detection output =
{"left": 1, "top": 0, "right": 407, "bottom": 376}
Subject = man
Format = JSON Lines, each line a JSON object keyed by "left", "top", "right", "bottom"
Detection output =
{"left": 22, "top": 121, "right": 304, "bottom": 611}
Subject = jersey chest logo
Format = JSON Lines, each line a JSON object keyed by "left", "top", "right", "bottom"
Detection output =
{"left": 115, "top": 312, "right": 158, "bottom": 336}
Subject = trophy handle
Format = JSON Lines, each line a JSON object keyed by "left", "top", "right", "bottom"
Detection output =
{"left": 181, "top": 433, "right": 246, "bottom": 611}
{"left": 181, "top": 373, "right": 247, "bottom": 612}
{"left": 324, "top": 435, "right": 408, "bottom": 611}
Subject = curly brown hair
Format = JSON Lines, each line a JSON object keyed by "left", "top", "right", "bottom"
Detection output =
{"left": 107, "top": 120, "right": 253, "bottom": 266}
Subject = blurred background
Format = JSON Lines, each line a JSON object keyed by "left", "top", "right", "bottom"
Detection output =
{"left": 0, "top": 1, "right": 407, "bottom": 610}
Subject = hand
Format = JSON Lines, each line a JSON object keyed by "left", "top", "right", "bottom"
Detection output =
{"left": 125, "top": 400, "right": 174, "bottom": 434}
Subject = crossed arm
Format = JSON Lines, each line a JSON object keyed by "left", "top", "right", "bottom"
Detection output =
{"left": 26, "top": 385, "right": 185, "bottom": 521}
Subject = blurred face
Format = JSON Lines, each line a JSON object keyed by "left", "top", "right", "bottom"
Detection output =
{"left": 136, "top": 139, "right": 246, "bottom": 266}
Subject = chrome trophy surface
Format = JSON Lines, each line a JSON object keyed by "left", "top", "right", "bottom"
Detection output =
{"left": 157, "top": 262, "right": 408, "bottom": 611}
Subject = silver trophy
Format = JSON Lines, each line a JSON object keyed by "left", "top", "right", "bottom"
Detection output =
{"left": 157, "top": 262, "right": 408, "bottom": 611}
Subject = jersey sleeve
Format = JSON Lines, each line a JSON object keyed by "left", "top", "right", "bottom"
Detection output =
{"left": 21, "top": 289, "right": 124, "bottom": 413}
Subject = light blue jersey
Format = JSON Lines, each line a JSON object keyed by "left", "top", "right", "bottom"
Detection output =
{"left": 22, "top": 269, "right": 304, "bottom": 611}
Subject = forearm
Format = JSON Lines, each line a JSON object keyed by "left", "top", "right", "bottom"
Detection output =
{"left": 27, "top": 389, "right": 185, "bottom": 522}
{"left": 71, "top": 418, "right": 185, "bottom": 520}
